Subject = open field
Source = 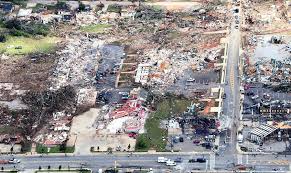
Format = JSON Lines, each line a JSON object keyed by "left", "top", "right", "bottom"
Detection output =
{"left": 0, "top": 36, "right": 59, "bottom": 55}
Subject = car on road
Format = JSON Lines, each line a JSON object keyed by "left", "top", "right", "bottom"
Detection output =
{"left": 8, "top": 158, "right": 20, "bottom": 164}
{"left": 196, "top": 158, "right": 207, "bottom": 163}
{"left": 188, "top": 159, "right": 196, "bottom": 163}
{"left": 235, "top": 20, "right": 239, "bottom": 24}
{"left": 235, "top": 25, "right": 239, "bottom": 29}
{"left": 174, "top": 157, "right": 182, "bottom": 163}
{"left": 166, "top": 160, "right": 176, "bottom": 166}
{"left": 223, "top": 93, "right": 226, "bottom": 99}
{"left": 179, "top": 137, "right": 184, "bottom": 142}
{"left": 157, "top": 157, "right": 168, "bottom": 163}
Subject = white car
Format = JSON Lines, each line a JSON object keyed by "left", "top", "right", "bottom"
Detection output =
{"left": 8, "top": 158, "right": 20, "bottom": 164}
{"left": 157, "top": 157, "right": 168, "bottom": 163}
{"left": 166, "top": 160, "right": 177, "bottom": 166}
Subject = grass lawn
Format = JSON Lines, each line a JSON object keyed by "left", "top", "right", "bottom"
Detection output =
{"left": 36, "top": 144, "right": 75, "bottom": 154}
{"left": 0, "top": 36, "right": 59, "bottom": 55}
{"left": 80, "top": 24, "right": 111, "bottom": 34}
{"left": 135, "top": 98, "right": 191, "bottom": 151}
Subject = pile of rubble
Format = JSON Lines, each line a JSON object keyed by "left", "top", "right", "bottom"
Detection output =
{"left": 51, "top": 36, "right": 105, "bottom": 89}
{"left": 34, "top": 111, "right": 71, "bottom": 146}
{"left": 96, "top": 88, "right": 149, "bottom": 135}
{"left": 243, "top": 35, "right": 291, "bottom": 86}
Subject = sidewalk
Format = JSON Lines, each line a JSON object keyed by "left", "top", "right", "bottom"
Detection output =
{"left": 20, "top": 150, "right": 213, "bottom": 157}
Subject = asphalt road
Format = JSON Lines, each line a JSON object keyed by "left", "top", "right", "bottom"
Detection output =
{"left": 221, "top": 0, "right": 242, "bottom": 162}
{"left": 0, "top": 154, "right": 211, "bottom": 172}
{"left": 0, "top": 153, "right": 290, "bottom": 172}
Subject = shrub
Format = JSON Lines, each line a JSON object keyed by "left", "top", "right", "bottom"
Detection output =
{"left": 107, "top": 4, "right": 121, "bottom": 13}
{"left": 0, "top": 35, "right": 6, "bottom": 42}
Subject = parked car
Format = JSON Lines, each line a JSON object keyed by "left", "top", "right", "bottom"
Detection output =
{"left": 233, "top": 8, "right": 239, "bottom": 13}
{"left": 223, "top": 93, "right": 226, "bottom": 99}
{"left": 251, "top": 95, "right": 259, "bottom": 100}
{"left": 193, "top": 139, "right": 201, "bottom": 145}
{"left": 128, "top": 133, "right": 137, "bottom": 138}
{"left": 172, "top": 138, "right": 179, "bottom": 143}
{"left": 179, "top": 137, "right": 184, "bottom": 142}
{"left": 202, "top": 142, "right": 213, "bottom": 149}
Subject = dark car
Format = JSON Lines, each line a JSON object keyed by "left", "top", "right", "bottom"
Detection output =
{"left": 193, "top": 140, "right": 201, "bottom": 145}
{"left": 240, "top": 146, "right": 248, "bottom": 152}
{"left": 202, "top": 142, "right": 212, "bottom": 149}
{"left": 172, "top": 138, "right": 179, "bottom": 143}
{"left": 196, "top": 158, "right": 206, "bottom": 163}
{"left": 223, "top": 93, "right": 226, "bottom": 99}
{"left": 179, "top": 137, "right": 184, "bottom": 142}
{"left": 174, "top": 157, "right": 182, "bottom": 163}
{"left": 188, "top": 159, "right": 195, "bottom": 163}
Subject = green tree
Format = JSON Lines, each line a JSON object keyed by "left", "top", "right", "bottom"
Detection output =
{"left": 78, "top": 1, "right": 86, "bottom": 11}
{"left": 136, "top": 136, "right": 148, "bottom": 150}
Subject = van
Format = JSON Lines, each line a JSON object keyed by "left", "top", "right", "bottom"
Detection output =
{"left": 157, "top": 157, "right": 168, "bottom": 163}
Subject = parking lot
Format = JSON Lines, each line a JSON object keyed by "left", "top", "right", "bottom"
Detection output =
{"left": 165, "top": 134, "right": 216, "bottom": 152}
{"left": 242, "top": 84, "right": 291, "bottom": 118}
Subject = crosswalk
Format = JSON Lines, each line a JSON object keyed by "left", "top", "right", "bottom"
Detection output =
{"left": 237, "top": 154, "right": 243, "bottom": 164}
